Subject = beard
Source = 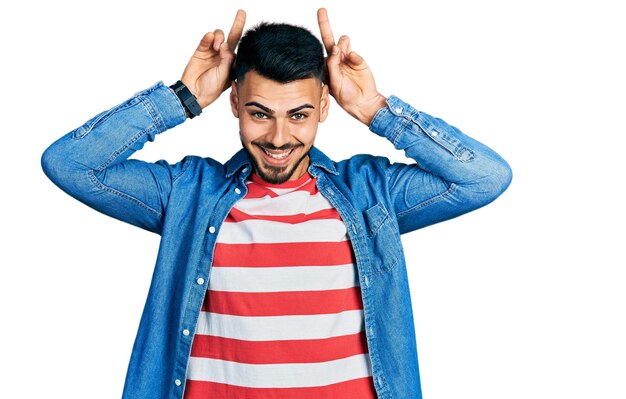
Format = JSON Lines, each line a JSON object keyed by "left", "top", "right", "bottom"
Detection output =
{"left": 243, "top": 140, "right": 311, "bottom": 184}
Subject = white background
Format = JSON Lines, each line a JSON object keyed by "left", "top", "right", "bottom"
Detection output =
{"left": 1, "top": 0, "right": 624, "bottom": 398}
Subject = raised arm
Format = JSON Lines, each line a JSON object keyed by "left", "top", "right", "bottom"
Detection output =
{"left": 318, "top": 8, "right": 512, "bottom": 233}
{"left": 41, "top": 11, "right": 246, "bottom": 234}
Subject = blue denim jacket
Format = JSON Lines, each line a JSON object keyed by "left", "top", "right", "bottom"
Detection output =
{"left": 41, "top": 82, "right": 512, "bottom": 399}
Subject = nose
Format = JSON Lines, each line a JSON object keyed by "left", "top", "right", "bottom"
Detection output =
{"left": 265, "top": 118, "right": 291, "bottom": 148}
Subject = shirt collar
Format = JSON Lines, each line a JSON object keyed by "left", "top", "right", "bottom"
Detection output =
{"left": 224, "top": 146, "right": 338, "bottom": 179}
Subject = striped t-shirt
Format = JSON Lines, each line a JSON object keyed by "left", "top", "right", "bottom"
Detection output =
{"left": 183, "top": 172, "right": 377, "bottom": 399}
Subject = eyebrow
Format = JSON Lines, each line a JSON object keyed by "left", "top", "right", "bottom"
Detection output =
{"left": 245, "top": 102, "right": 315, "bottom": 115}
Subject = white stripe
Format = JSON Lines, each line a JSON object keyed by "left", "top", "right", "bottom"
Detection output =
{"left": 235, "top": 191, "right": 333, "bottom": 216}
{"left": 218, "top": 218, "right": 348, "bottom": 244}
{"left": 195, "top": 310, "right": 365, "bottom": 341}
{"left": 208, "top": 264, "right": 359, "bottom": 292}
{"left": 186, "top": 354, "right": 372, "bottom": 388}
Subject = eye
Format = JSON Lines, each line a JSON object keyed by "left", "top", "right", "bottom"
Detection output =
{"left": 252, "top": 112, "right": 268, "bottom": 119}
{"left": 290, "top": 113, "right": 307, "bottom": 120}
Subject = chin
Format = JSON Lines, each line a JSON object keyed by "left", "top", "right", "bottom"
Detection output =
{"left": 247, "top": 147, "right": 310, "bottom": 184}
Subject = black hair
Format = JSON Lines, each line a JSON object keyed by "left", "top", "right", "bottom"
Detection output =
{"left": 234, "top": 22, "right": 324, "bottom": 83}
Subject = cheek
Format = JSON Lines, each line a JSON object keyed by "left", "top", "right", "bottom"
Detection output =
{"left": 295, "top": 121, "right": 319, "bottom": 144}
{"left": 239, "top": 118, "right": 266, "bottom": 142}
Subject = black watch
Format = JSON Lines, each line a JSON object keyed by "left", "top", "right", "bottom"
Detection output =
{"left": 169, "top": 80, "right": 202, "bottom": 119}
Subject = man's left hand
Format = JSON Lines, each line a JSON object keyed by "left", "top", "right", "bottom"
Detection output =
{"left": 317, "top": 8, "right": 387, "bottom": 126}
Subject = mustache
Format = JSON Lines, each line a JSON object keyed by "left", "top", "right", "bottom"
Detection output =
{"left": 254, "top": 142, "right": 303, "bottom": 151}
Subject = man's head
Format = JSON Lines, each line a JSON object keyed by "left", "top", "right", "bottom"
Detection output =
{"left": 230, "top": 22, "right": 329, "bottom": 184}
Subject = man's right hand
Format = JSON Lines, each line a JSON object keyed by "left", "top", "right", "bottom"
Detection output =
{"left": 180, "top": 10, "right": 246, "bottom": 109}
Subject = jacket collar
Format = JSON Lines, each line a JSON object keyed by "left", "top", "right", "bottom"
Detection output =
{"left": 308, "top": 147, "right": 339, "bottom": 175}
{"left": 224, "top": 146, "right": 338, "bottom": 178}
{"left": 224, "top": 148, "right": 251, "bottom": 178}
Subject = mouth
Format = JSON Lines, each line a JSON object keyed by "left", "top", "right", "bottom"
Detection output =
{"left": 263, "top": 147, "right": 293, "bottom": 160}
{"left": 256, "top": 144, "right": 299, "bottom": 166}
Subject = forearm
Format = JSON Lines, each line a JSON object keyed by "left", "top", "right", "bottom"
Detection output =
{"left": 42, "top": 82, "right": 185, "bottom": 174}
{"left": 370, "top": 95, "right": 512, "bottom": 191}
{"left": 369, "top": 95, "right": 512, "bottom": 232}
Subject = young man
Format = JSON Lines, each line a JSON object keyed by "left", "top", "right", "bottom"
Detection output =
{"left": 42, "top": 8, "right": 512, "bottom": 399}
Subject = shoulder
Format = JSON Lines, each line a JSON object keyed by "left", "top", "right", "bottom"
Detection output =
{"left": 327, "top": 153, "right": 395, "bottom": 199}
{"left": 335, "top": 153, "right": 393, "bottom": 177}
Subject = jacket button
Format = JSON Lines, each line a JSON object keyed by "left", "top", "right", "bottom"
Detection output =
{"left": 174, "top": 379, "right": 182, "bottom": 386}
{"left": 208, "top": 226, "right": 216, "bottom": 234}
{"left": 394, "top": 107, "right": 403, "bottom": 113}
{"left": 235, "top": 188, "right": 242, "bottom": 195}
{"left": 182, "top": 329, "right": 190, "bottom": 336}
{"left": 197, "top": 278, "right": 205, "bottom": 285}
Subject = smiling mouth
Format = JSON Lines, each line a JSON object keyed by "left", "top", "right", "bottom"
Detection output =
{"left": 262, "top": 147, "right": 293, "bottom": 160}
{"left": 256, "top": 143, "right": 302, "bottom": 164}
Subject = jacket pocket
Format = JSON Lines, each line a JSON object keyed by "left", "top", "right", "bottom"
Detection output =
{"left": 363, "top": 202, "right": 404, "bottom": 274}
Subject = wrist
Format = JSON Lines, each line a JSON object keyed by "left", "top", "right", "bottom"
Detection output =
{"left": 169, "top": 80, "right": 202, "bottom": 119}
{"left": 354, "top": 93, "right": 387, "bottom": 126}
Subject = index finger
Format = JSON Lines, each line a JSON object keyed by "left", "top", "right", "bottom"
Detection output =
{"left": 317, "top": 8, "right": 335, "bottom": 55}
{"left": 226, "top": 9, "right": 247, "bottom": 49}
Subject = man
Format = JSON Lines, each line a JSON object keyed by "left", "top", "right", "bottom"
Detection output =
{"left": 42, "top": 8, "right": 512, "bottom": 399}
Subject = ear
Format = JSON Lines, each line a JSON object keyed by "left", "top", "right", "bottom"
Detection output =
{"left": 229, "top": 82, "right": 239, "bottom": 118}
{"left": 319, "top": 84, "right": 330, "bottom": 122}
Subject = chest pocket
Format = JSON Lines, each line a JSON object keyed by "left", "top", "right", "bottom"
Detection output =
{"left": 363, "top": 202, "right": 404, "bottom": 274}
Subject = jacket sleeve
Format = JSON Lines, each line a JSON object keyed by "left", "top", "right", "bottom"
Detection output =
{"left": 41, "top": 82, "right": 188, "bottom": 234}
{"left": 369, "top": 95, "right": 513, "bottom": 234}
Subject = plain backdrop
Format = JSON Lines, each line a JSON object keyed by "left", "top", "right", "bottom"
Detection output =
{"left": 1, "top": 0, "right": 624, "bottom": 398}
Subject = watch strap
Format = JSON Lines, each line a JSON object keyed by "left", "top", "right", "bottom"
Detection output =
{"left": 169, "top": 80, "right": 202, "bottom": 119}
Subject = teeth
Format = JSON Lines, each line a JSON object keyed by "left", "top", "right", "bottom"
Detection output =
{"left": 264, "top": 148, "right": 292, "bottom": 160}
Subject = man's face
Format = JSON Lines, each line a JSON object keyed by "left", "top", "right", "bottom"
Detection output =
{"left": 230, "top": 70, "right": 329, "bottom": 184}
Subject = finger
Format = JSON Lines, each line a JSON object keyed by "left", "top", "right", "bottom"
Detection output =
{"left": 326, "top": 45, "right": 341, "bottom": 82}
{"left": 213, "top": 29, "right": 225, "bottom": 51}
{"left": 197, "top": 31, "right": 215, "bottom": 52}
{"left": 218, "top": 42, "right": 236, "bottom": 84}
{"left": 346, "top": 51, "right": 367, "bottom": 69}
{"left": 219, "top": 42, "right": 234, "bottom": 63}
{"left": 227, "top": 9, "right": 247, "bottom": 49}
{"left": 317, "top": 8, "right": 335, "bottom": 55}
{"left": 337, "top": 35, "right": 351, "bottom": 57}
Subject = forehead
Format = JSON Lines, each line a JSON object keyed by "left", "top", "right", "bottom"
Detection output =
{"left": 237, "top": 71, "right": 322, "bottom": 108}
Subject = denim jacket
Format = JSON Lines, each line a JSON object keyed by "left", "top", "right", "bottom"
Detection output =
{"left": 41, "top": 82, "right": 512, "bottom": 399}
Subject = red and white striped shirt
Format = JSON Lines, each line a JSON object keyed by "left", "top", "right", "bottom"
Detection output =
{"left": 183, "top": 172, "right": 377, "bottom": 399}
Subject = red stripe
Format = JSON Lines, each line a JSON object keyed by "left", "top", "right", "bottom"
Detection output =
{"left": 203, "top": 287, "right": 363, "bottom": 316}
{"left": 225, "top": 207, "right": 341, "bottom": 224}
{"left": 213, "top": 241, "right": 355, "bottom": 267}
{"left": 183, "top": 376, "right": 377, "bottom": 399}
{"left": 242, "top": 183, "right": 277, "bottom": 199}
{"left": 243, "top": 178, "right": 319, "bottom": 199}
{"left": 190, "top": 331, "right": 369, "bottom": 363}
{"left": 249, "top": 172, "right": 315, "bottom": 190}
{"left": 286, "top": 176, "right": 318, "bottom": 194}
